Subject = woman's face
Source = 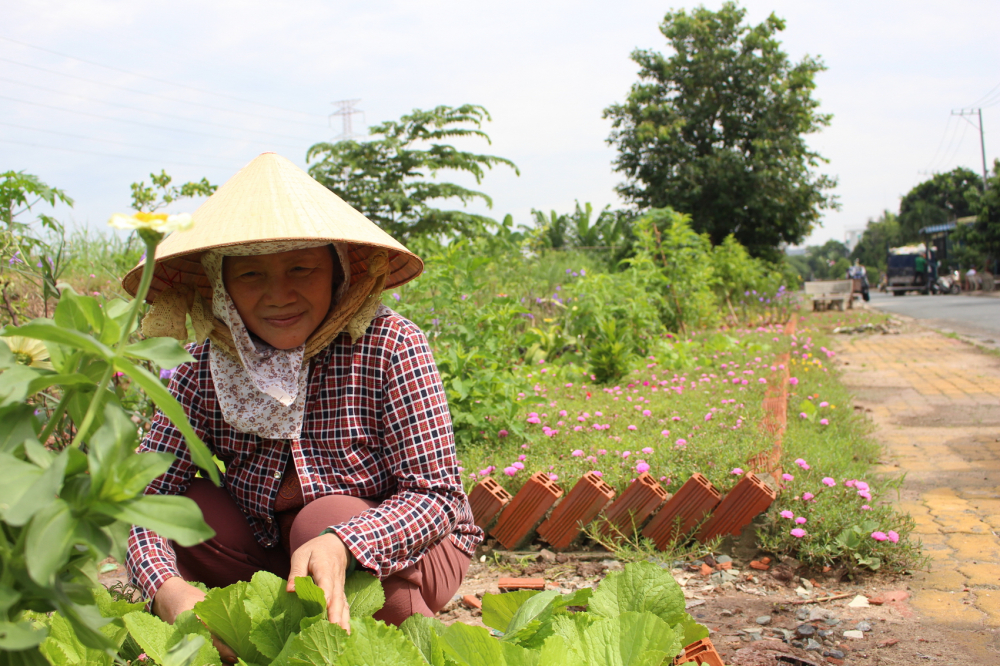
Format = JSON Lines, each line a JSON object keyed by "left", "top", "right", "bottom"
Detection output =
{"left": 223, "top": 247, "right": 334, "bottom": 350}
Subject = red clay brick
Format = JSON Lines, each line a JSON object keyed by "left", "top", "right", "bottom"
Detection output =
{"left": 461, "top": 594, "right": 481, "bottom": 610}
{"left": 642, "top": 474, "right": 721, "bottom": 550}
{"left": 749, "top": 560, "right": 770, "bottom": 571}
{"left": 537, "top": 472, "right": 616, "bottom": 550}
{"left": 696, "top": 472, "right": 777, "bottom": 543}
{"left": 468, "top": 476, "right": 513, "bottom": 530}
{"left": 490, "top": 472, "right": 563, "bottom": 550}
{"left": 497, "top": 577, "right": 545, "bottom": 591}
{"left": 599, "top": 473, "right": 668, "bottom": 539}
{"left": 674, "top": 637, "right": 724, "bottom": 666}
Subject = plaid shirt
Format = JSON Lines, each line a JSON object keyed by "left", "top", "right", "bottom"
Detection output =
{"left": 126, "top": 308, "right": 482, "bottom": 601}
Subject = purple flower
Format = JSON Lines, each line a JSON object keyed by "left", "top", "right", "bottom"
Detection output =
{"left": 159, "top": 368, "right": 174, "bottom": 381}
{"left": 498, "top": 429, "right": 509, "bottom": 437}
{"left": 392, "top": 293, "right": 400, "bottom": 301}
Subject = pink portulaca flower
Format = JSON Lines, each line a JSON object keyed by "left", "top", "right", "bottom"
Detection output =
{"left": 503, "top": 466, "right": 518, "bottom": 476}
{"left": 675, "top": 439, "right": 687, "bottom": 447}
{"left": 822, "top": 477, "right": 836, "bottom": 487}
{"left": 795, "top": 516, "right": 807, "bottom": 525}
{"left": 636, "top": 462, "right": 651, "bottom": 474}
{"left": 789, "top": 377, "right": 799, "bottom": 386}
{"left": 731, "top": 467, "right": 744, "bottom": 475}
{"left": 802, "top": 492, "right": 815, "bottom": 501}
{"left": 819, "top": 418, "right": 829, "bottom": 426}
{"left": 871, "top": 531, "right": 888, "bottom": 541}
{"left": 549, "top": 473, "right": 558, "bottom": 481}
{"left": 660, "top": 430, "right": 670, "bottom": 437}
{"left": 704, "top": 413, "right": 713, "bottom": 422}
{"left": 627, "top": 425, "right": 637, "bottom": 431}
{"left": 498, "top": 429, "right": 509, "bottom": 437}
{"left": 527, "top": 416, "right": 541, "bottom": 424}
{"left": 571, "top": 449, "right": 584, "bottom": 457}
{"left": 782, "top": 473, "right": 794, "bottom": 481}
{"left": 799, "top": 412, "right": 808, "bottom": 419}
{"left": 642, "top": 409, "right": 652, "bottom": 417}
{"left": 887, "top": 530, "right": 899, "bottom": 543}
{"left": 819, "top": 401, "right": 829, "bottom": 408}
{"left": 780, "top": 510, "right": 794, "bottom": 519}
{"left": 861, "top": 504, "right": 872, "bottom": 511}
{"left": 512, "top": 462, "right": 524, "bottom": 470}
{"left": 795, "top": 458, "right": 810, "bottom": 470}
{"left": 591, "top": 470, "right": 603, "bottom": 477}
{"left": 790, "top": 528, "right": 806, "bottom": 538}
{"left": 642, "top": 447, "right": 653, "bottom": 454}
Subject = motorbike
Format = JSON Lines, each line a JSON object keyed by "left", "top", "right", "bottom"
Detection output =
{"left": 932, "top": 271, "right": 961, "bottom": 295}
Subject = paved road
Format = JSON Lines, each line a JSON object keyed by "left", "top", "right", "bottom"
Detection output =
{"left": 868, "top": 291, "right": 1000, "bottom": 347}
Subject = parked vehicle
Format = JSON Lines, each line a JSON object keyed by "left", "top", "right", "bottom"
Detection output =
{"left": 887, "top": 244, "right": 930, "bottom": 296}
{"left": 932, "top": 271, "right": 961, "bottom": 295}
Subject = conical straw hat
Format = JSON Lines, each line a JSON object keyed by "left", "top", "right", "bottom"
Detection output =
{"left": 121, "top": 152, "right": 423, "bottom": 303}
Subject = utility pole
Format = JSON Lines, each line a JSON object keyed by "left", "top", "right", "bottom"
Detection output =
{"left": 951, "top": 108, "right": 988, "bottom": 188}
{"left": 329, "top": 99, "right": 365, "bottom": 141}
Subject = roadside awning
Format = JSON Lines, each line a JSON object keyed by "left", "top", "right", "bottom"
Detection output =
{"left": 919, "top": 222, "right": 956, "bottom": 234}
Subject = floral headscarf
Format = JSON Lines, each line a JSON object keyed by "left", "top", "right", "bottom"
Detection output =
{"left": 200, "top": 241, "right": 350, "bottom": 440}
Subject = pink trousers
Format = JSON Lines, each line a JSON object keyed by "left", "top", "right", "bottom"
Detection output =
{"left": 172, "top": 479, "right": 471, "bottom": 625}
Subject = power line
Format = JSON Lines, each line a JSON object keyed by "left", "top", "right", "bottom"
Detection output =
{"left": 0, "top": 56, "right": 328, "bottom": 129}
{"left": 951, "top": 108, "right": 988, "bottom": 186}
{"left": 0, "top": 34, "right": 328, "bottom": 120}
{"left": 0, "top": 94, "right": 302, "bottom": 150}
{"left": 969, "top": 81, "right": 1000, "bottom": 108}
{"left": 939, "top": 117, "right": 970, "bottom": 172}
{"left": 0, "top": 76, "right": 313, "bottom": 142}
{"left": 922, "top": 115, "right": 956, "bottom": 174}
{"left": 0, "top": 121, "right": 243, "bottom": 167}
{"left": 0, "top": 138, "right": 232, "bottom": 170}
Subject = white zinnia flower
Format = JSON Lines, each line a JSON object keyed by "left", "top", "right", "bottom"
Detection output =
{"left": 109, "top": 212, "right": 193, "bottom": 234}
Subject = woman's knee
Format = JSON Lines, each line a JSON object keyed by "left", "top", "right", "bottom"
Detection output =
{"left": 289, "top": 495, "right": 378, "bottom": 553}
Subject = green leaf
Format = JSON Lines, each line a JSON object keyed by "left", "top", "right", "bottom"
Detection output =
{"left": 244, "top": 571, "right": 306, "bottom": 660}
{"left": 0, "top": 403, "right": 37, "bottom": 452}
{"left": 3, "top": 320, "right": 113, "bottom": 358}
{"left": 0, "top": 365, "right": 40, "bottom": 407}
{"left": 24, "top": 373, "right": 93, "bottom": 399}
{"left": 95, "top": 494, "right": 214, "bottom": 547}
{"left": 92, "top": 583, "right": 145, "bottom": 620}
{"left": 1, "top": 646, "right": 52, "bottom": 666}
{"left": 399, "top": 614, "right": 448, "bottom": 666}
{"left": 0, "top": 622, "right": 48, "bottom": 651}
{"left": 482, "top": 590, "right": 539, "bottom": 632}
{"left": 293, "top": 576, "right": 327, "bottom": 619}
{"left": 54, "top": 288, "right": 105, "bottom": 335}
{"left": 284, "top": 619, "right": 348, "bottom": 666}
{"left": 332, "top": 616, "right": 426, "bottom": 666}
{"left": 3, "top": 448, "right": 67, "bottom": 526}
{"left": 25, "top": 499, "right": 77, "bottom": 585}
{"left": 112, "top": 356, "right": 219, "bottom": 485}
{"left": 344, "top": 570, "right": 385, "bottom": 618}
{"left": 588, "top": 561, "right": 687, "bottom": 627}
{"left": 499, "top": 641, "right": 539, "bottom": 666}
{"left": 39, "top": 613, "right": 112, "bottom": 666}
{"left": 170, "top": 611, "right": 222, "bottom": 666}
{"left": 123, "top": 337, "right": 195, "bottom": 370}
{"left": 552, "top": 612, "right": 678, "bottom": 666}
{"left": 194, "top": 581, "right": 266, "bottom": 664}
{"left": 122, "top": 611, "right": 173, "bottom": 664}
{"left": 537, "top": 635, "right": 586, "bottom": 666}
{"left": 440, "top": 622, "right": 505, "bottom": 666}
{"left": 162, "top": 635, "right": 210, "bottom": 666}
{"left": 674, "top": 614, "right": 709, "bottom": 647}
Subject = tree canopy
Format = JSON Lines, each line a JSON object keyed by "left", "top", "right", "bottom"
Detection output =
{"left": 604, "top": 2, "right": 837, "bottom": 260}
{"left": 897, "top": 166, "right": 982, "bottom": 239}
{"left": 849, "top": 211, "right": 903, "bottom": 273}
{"left": 306, "top": 105, "right": 518, "bottom": 242}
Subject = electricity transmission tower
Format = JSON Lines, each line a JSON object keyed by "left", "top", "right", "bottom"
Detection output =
{"left": 329, "top": 99, "right": 365, "bottom": 141}
{"left": 951, "top": 108, "right": 988, "bottom": 187}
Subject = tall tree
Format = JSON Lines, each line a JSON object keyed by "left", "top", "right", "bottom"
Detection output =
{"left": 307, "top": 105, "right": 518, "bottom": 241}
{"left": 604, "top": 2, "right": 837, "bottom": 260}
{"left": 897, "top": 167, "right": 982, "bottom": 239}
{"left": 850, "top": 211, "right": 903, "bottom": 273}
{"left": 959, "top": 159, "right": 1000, "bottom": 269}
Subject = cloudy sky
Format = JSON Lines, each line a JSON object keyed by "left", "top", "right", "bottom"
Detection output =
{"left": 3, "top": 0, "right": 998, "bottom": 247}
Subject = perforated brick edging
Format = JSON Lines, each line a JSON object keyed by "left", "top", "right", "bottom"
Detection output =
{"left": 599, "top": 473, "right": 669, "bottom": 539}
{"left": 642, "top": 473, "right": 721, "bottom": 549}
{"left": 491, "top": 472, "right": 563, "bottom": 550}
{"left": 538, "top": 471, "right": 616, "bottom": 550}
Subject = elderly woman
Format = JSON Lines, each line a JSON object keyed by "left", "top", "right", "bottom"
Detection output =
{"left": 124, "top": 153, "right": 481, "bottom": 659}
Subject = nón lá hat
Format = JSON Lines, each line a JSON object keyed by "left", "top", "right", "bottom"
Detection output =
{"left": 121, "top": 152, "right": 423, "bottom": 303}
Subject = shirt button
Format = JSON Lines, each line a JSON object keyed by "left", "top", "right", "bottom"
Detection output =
{"left": 273, "top": 471, "right": 281, "bottom": 479}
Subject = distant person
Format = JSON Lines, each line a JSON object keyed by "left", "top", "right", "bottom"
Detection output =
{"left": 848, "top": 260, "right": 869, "bottom": 302}
{"left": 914, "top": 253, "right": 927, "bottom": 286}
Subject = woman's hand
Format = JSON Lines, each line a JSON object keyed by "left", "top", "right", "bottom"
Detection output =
{"left": 288, "top": 532, "right": 353, "bottom": 632}
{"left": 152, "top": 576, "right": 239, "bottom": 664}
